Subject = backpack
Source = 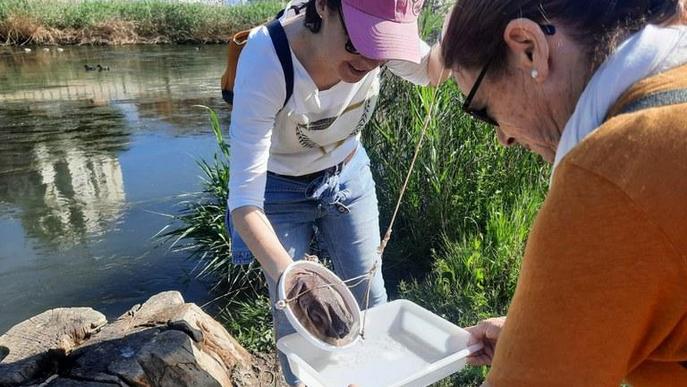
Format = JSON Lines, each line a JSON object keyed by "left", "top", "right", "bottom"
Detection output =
{"left": 220, "top": 8, "right": 297, "bottom": 108}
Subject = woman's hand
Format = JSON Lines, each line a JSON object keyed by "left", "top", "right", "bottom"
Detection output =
{"left": 465, "top": 316, "right": 506, "bottom": 366}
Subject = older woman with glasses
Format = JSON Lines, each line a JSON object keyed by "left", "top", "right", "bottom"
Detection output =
{"left": 226, "top": 0, "right": 450, "bottom": 384}
{"left": 441, "top": 0, "right": 687, "bottom": 386}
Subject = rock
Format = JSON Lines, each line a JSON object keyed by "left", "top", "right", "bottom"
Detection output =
{"left": 0, "top": 307, "right": 106, "bottom": 386}
{"left": 0, "top": 291, "right": 267, "bottom": 387}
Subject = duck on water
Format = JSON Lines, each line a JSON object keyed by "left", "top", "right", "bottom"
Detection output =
{"left": 84, "top": 64, "right": 110, "bottom": 72}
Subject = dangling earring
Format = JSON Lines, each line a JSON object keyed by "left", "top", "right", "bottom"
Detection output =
{"left": 531, "top": 69, "right": 539, "bottom": 79}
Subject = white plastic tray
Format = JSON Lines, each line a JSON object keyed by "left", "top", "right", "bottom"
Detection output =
{"left": 277, "top": 299, "right": 482, "bottom": 387}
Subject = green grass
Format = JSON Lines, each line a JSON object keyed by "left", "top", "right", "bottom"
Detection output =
{"left": 398, "top": 189, "right": 545, "bottom": 325}
{"left": 365, "top": 77, "right": 549, "bottom": 285}
{"left": 0, "top": 0, "right": 283, "bottom": 45}
{"left": 397, "top": 187, "right": 545, "bottom": 386}
{"left": 218, "top": 294, "right": 274, "bottom": 353}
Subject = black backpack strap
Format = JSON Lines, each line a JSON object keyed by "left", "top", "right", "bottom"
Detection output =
{"left": 266, "top": 19, "right": 294, "bottom": 108}
{"left": 275, "top": 3, "right": 302, "bottom": 19}
{"left": 616, "top": 88, "right": 687, "bottom": 116}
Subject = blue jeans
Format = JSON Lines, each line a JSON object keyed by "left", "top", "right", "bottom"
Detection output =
{"left": 227, "top": 145, "right": 388, "bottom": 385}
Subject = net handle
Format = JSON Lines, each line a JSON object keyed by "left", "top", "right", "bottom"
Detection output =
{"left": 376, "top": 74, "right": 444, "bottom": 257}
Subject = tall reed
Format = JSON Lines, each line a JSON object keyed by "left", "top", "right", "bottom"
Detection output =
{"left": 157, "top": 107, "right": 267, "bottom": 319}
{"left": 365, "top": 76, "right": 549, "bottom": 286}
{"left": 0, "top": 0, "right": 282, "bottom": 45}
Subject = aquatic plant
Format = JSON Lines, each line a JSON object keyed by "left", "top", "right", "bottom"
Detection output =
{"left": 156, "top": 106, "right": 266, "bottom": 308}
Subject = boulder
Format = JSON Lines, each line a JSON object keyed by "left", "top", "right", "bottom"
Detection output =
{"left": 0, "top": 291, "right": 274, "bottom": 386}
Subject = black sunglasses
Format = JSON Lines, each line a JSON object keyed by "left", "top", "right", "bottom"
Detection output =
{"left": 337, "top": 7, "right": 359, "bottom": 55}
{"left": 462, "top": 24, "right": 556, "bottom": 127}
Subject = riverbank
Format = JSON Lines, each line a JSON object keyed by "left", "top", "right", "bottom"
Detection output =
{"left": 0, "top": 0, "right": 282, "bottom": 46}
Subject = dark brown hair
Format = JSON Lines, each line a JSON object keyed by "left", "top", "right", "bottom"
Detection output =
{"left": 442, "top": 0, "right": 682, "bottom": 74}
{"left": 300, "top": 0, "right": 342, "bottom": 33}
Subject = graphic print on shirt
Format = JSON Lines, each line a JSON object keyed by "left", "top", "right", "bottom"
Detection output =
{"left": 295, "top": 98, "right": 372, "bottom": 149}
{"left": 349, "top": 98, "right": 374, "bottom": 137}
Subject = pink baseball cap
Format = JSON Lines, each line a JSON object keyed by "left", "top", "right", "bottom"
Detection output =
{"left": 342, "top": 0, "right": 424, "bottom": 63}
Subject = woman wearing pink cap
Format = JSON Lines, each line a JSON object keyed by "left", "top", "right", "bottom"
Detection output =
{"left": 226, "top": 0, "right": 449, "bottom": 384}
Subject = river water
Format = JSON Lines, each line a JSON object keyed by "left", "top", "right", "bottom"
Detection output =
{"left": 0, "top": 45, "right": 230, "bottom": 333}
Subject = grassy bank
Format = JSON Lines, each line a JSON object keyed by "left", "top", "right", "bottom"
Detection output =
{"left": 0, "top": 0, "right": 282, "bottom": 46}
{"left": 161, "top": 4, "right": 551, "bottom": 385}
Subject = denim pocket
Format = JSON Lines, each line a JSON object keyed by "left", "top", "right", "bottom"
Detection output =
{"left": 338, "top": 146, "right": 376, "bottom": 203}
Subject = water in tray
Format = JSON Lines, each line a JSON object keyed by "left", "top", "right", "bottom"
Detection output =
{"left": 278, "top": 300, "right": 476, "bottom": 387}
{"left": 312, "top": 333, "right": 433, "bottom": 385}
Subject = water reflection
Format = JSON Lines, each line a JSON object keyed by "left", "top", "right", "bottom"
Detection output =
{"left": 0, "top": 102, "right": 129, "bottom": 248}
{"left": 0, "top": 45, "right": 228, "bottom": 332}
{"left": 32, "top": 143, "right": 125, "bottom": 245}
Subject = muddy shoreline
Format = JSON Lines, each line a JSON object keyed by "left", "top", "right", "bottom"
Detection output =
{"left": 2, "top": 18, "right": 238, "bottom": 46}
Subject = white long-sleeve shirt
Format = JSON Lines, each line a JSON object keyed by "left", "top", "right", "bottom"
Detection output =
{"left": 228, "top": 21, "right": 431, "bottom": 211}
